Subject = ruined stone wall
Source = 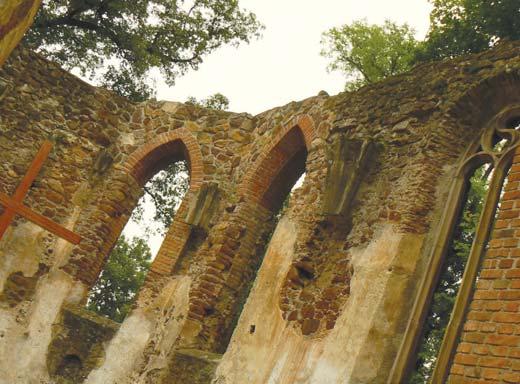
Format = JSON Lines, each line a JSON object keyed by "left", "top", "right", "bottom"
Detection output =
{"left": 0, "top": 42, "right": 520, "bottom": 383}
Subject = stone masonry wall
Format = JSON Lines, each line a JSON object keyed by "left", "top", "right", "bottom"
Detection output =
{"left": 0, "top": 41, "right": 520, "bottom": 383}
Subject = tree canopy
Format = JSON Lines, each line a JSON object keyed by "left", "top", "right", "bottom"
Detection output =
{"left": 321, "top": 2, "right": 520, "bottom": 90}
{"left": 25, "top": 0, "right": 262, "bottom": 100}
{"left": 131, "top": 160, "right": 190, "bottom": 235}
{"left": 416, "top": 0, "right": 520, "bottom": 62}
{"left": 87, "top": 235, "right": 152, "bottom": 322}
{"left": 320, "top": 20, "right": 419, "bottom": 90}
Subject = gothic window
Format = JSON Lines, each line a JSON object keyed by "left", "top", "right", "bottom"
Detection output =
{"left": 394, "top": 107, "right": 520, "bottom": 383}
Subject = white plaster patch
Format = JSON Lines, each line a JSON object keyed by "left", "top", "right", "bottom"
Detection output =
{"left": 85, "top": 310, "right": 154, "bottom": 384}
{"left": 0, "top": 270, "right": 78, "bottom": 384}
{"left": 0, "top": 222, "right": 45, "bottom": 292}
{"left": 215, "top": 222, "right": 424, "bottom": 384}
{"left": 86, "top": 275, "right": 192, "bottom": 384}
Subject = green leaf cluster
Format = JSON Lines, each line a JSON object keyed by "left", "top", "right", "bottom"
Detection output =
{"left": 186, "top": 92, "right": 230, "bottom": 110}
{"left": 416, "top": 0, "right": 520, "bottom": 62}
{"left": 26, "top": 0, "right": 262, "bottom": 101}
{"left": 87, "top": 235, "right": 152, "bottom": 322}
{"left": 321, "top": 20, "right": 419, "bottom": 91}
{"left": 131, "top": 160, "right": 190, "bottom": 235}
{"left": 321, "top": 1, "right": 520, "bottom": 90}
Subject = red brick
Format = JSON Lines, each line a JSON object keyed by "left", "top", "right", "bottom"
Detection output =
{"left": 499, "top": 259, "right": 515, "bottom": 268}
{"left": 479, "top": 356, "right": 511, "bottom": 369}
{"left": 485, "top": 334, "right": 520, "bottom": 346}
{"left": 454, "top": 353, "right": 479, "bottom": 366}
{"left": 502, "top": 372, "right": 520, "bottom": 383}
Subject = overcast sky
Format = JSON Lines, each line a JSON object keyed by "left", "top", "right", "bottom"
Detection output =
{"left": 155, "top": 0, "right": 433, "bottom": 115}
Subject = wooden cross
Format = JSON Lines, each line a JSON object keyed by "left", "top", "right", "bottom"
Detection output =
{"left": 0, "top": 140, "right": 81, "bottom": 245}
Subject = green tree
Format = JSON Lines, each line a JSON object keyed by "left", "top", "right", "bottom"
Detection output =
{"left": 186, "top": 92, "right": 229, "bottom": 110}
{"left": 25, "top": 0, "right": 262, "bottom": 101}
{"left": 87, "top": 235, "right": 152, "bottom": 322}
{"left": 320, "top": 19, "right": 419, "bottom": 90}
{"left": 416, "top": 0, "right": 520, "bottom": 62}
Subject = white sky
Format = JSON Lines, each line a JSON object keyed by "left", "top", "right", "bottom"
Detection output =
{"left": 155, "top": 0, "right": 433, "bottom": 115}
{"left": 124, "top": 0, "right": 434, "bottom": 257}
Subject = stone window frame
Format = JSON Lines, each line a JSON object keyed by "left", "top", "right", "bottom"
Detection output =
{"left": 389, "top": 104, "right": 520, "bottom": 383}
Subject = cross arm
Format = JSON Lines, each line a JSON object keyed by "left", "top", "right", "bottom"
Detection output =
{"left": 0, "top": 192, "right": 81, "bottom": 245}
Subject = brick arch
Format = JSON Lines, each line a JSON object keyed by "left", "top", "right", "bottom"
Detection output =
{"left": 121, "top": 128, "right": 204, "bottom": 191}
{"left": 71, "top": 129, "right": 206, "bottom": 286}
{"left": 184, "top": 115, "right": 316, "bottom": 348}
{"left": 240, "top": 114, "right": 316, "bottom": 211}
{"left": 117, "top": 128, "right": 207, "bottom": 279}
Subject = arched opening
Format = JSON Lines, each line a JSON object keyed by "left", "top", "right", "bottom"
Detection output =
{"left": 195, "top": 124, "right": 310, "bottom": 354}
{"left": 256, "top": 126, "right": 308, "bottom": 211}
{"left": 86, "top": 136, "right": 197, "bottom": 323}
{"left": 222, "top": 127, "right": 309, "bottom": 350}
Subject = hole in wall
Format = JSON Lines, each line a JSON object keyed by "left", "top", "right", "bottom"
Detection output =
{"left": 217, "top": 127, "right": 309, "bottom": 352}
{"left": 506, "top": 116, "right": 520, "bottom": 130}
{"left": 56, "top": 354, "right": 83, "bottom": 380}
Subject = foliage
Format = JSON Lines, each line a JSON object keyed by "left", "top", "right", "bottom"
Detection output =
{"left": 186, "top": 92, "right": 230, "bottom": 110}
{"left": 25, "top": 0, "right": 262, "bottom": 101}
{"left": 87, "top": 235, "right": 151, "bottom": 322}
{"left": 415, "top": 0, "right": 520, "bottom": 62}
{"left": 409, "top": 166, "right": 490, "bottom": 383}
{"left": 322, "top": 2, "right": 520, "bottom": 89}
{"left": 320, "top": 19, "right": 419, "bottom": 90}
{"left": 131, "top": 160, "right": 190, "bottom": 235}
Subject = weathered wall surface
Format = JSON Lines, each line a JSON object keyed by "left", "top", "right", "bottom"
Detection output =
{"left": 215, "top": 216, "right": 424, "bottom": 384}
{"left": 0, "top": 42, "right": 520, "bottom": 383}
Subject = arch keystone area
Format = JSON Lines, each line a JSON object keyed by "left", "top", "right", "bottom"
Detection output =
{"left": 121, "top": 128, "right": 204, "bottom": 190}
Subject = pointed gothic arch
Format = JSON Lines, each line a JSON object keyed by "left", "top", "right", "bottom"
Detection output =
{"left": 69, "top": 129, "right": 205, "bottom": 287}
{"left": 186, "top": 115, "right": 317, "bottom": 352}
